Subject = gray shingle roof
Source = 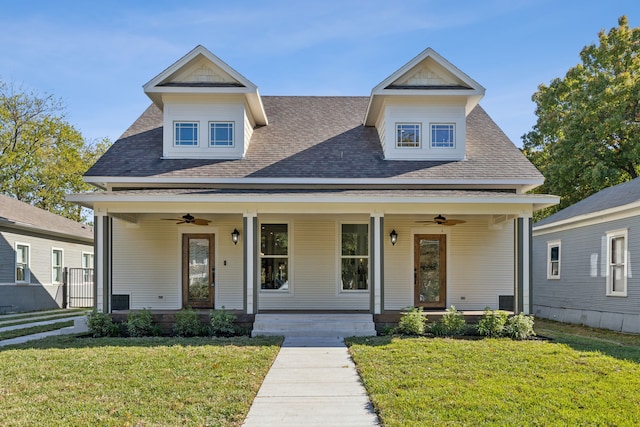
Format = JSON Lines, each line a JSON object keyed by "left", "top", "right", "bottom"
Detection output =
{"left": 0, "top": 194, "right": 93, "bottom": 242}
{"left": 86, "top": 96, "right": 542, "bottom": 182}
{"left": 535, "top": 178, "right": 640, "bottom": 227}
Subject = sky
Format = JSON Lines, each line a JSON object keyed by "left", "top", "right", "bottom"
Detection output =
{"left": 1, "top": 1, "right": 637, "bottom": 148}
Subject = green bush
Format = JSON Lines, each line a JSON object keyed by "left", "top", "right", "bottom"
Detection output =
{"left": 126, "top": 309, "right": 159, "bottom": 337}
{"left": 397, "top": 307, "right": 427, "bottom": 335}
{"left": 504, "top": 312, "right": 536, "bottom": 340}
{"left": 209, "top": 307, "right": 237, "bottom": 337}
{"left": 477, "top": 308, "right": 509, "bottom": 338}
{"left": 431, "top": 306, "right": 466, "bottom": 337}
{"left": 86, "top": 310, "right": 119, "bottom": 337}
{"left": 173, "top": 307, "right": 204, "bottom": 337}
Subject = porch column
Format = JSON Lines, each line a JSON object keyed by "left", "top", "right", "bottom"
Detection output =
{"left": 371, "top": 214, "right": 383, "bottom": 315}
{"left": 515, "top": 215, "right": 533, "bottom": 314}
{"left": 244, "top": 213, "right": 257, "bottom": 314}
{"left": 94, "top": 210, "right": 111, "bottom": 313}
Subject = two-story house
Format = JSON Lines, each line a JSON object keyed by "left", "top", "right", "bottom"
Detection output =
{"left": 68, "top": 45, "right": 557, "bottom": 335}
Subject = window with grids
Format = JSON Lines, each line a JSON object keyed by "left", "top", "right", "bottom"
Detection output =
{"left": 341, "top": 224, "right": 369, "bottom": 291}
{"left": 260, "top": 224, "right": 289, "bottom": 291}
{"left": 174, "top": 122, "right": 199, "bottom": 146}
{"left": 52, "top": 249, "right": 63, "bottom": 284}
{"left": 16, "top": 243, "right": 29, "bottom": 283}
{"left": 547, "top": 241, "right": 560, "bottom": 279}
{"left": 209, "top": 122, "right": 234, "bottom": 147}
{"left": 607, "top": 230, "right": 627, "bottom": 296}
{"left": 396, "top": 123, "right": 421, "bottom": 148}
{"left": 431, "top": 123, "right": 455, "bottom": 148}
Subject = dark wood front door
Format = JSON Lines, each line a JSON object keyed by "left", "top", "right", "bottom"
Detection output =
{"left": 414, "top": 234, "right": 446, "bottom": 308}
{"left": 182, "top": 234, "right": 215, "bottom": 308}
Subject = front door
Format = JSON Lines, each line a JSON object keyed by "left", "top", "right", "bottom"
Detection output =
{"left": 414, "top": 234, "right": 446, "bottom": 308}
{"left": 182, "top": 234, "right": 215, "bottom": 308}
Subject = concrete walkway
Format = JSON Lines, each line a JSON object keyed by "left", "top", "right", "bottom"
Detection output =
{"left": 242, "top": 336, "right": 380, "bottom": 427}
{"left": 0, "top": 316, "right": 88, "bottom": 347}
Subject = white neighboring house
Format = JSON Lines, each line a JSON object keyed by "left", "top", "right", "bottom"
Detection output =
{"left": 533, "top": 178, "right": 640, "bottom": 333}
{"left": 68, "top": 45, "right": 557, "bottom": 332}
{"left": 0, "top": 194, "right": 94, "bottom": 312}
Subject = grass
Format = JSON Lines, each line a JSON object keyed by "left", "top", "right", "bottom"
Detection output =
{"left": 347, "top": 322, "right": 640, "bottom": 426}
{"left": 0, "top": 335, "right": 282, "bottom": 426}
{"left": 0, "top": 321, "right": 74, "bottom": 341}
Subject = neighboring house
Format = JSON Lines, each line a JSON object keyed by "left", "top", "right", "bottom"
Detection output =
{"left": 0, "top": 194, "right": 94, "bottom": 312}
{"left": 533, "top": 178, "right": 640, "bottom": 334}
{"left": 68, "top": 45, "right": 557, "bottom": 332}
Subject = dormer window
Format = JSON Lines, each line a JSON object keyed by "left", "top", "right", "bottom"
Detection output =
{"left": 431, "top": 123, "right": 455, "bottom": 148}
{"left": 210, "top": 122, "right": 234, "bottom": 147}
{"left": 175, "top": 122, "right": 199, "bottom": 146}
{"left": 396, "top": 123, "right": 421, "bottom": 148}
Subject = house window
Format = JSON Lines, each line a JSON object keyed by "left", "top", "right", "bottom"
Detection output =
{"left": 52, "top": 249, "right": 63, "bottom": 285}
{"left": 16, "top": 243, "right": 30, "bottom": 283}
{"left": 606, "top": 230, "right": 628, "bottom": 297}
{"left": 209, "top": 122, "right": 234, "bottom": 147}
{"left": 396, "top": 123, "right": 421, "bottom": 148}
{"left": 341, "top": 224, "right": 369, "bottom": 291}
{"left": 260, "top": 224, "right": 289, "bottom": 291}
{"left": 174, "top": 122, "right": 199, "bottom": 146}
{"left": 431, "top": 123, "right": 455, "bottom": 148}
{"left": 82, "top": 252, "right": 94, "bottom": 284}
{"left": 547, "top": 241, "right": 560, "bottom": 279}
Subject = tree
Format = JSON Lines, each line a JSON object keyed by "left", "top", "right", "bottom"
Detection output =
{"left": 523, "top": 16, "right": 640, "bottom": 221}
{"left": 0, "top": 81, "right": 109, "bottom": 222}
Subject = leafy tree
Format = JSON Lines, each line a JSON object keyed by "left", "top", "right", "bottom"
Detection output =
{"left": 523, "top": 16, "right": 640, "bottom": 221}
{"left": 0, "top": 81, "right": 109, "bottom": 222}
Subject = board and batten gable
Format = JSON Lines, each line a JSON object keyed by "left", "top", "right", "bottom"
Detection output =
{"left": 533, "top": 215, "right": 640, "bottom": 332}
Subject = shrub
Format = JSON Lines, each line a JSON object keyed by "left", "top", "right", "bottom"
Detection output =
{"left": 477, "top": 308, "right": 509, "bottom": 338}
{"left": 86, "top": 310, "right": 119, "bottom": 337}
{"left": 504, "top": 312, "right": 536, "bottom": 340}
{"left": 397, "top": 307, "right": 427, "bottom": 336}
{"left": 431, "top": 306, "right": 466, "bottom": 337}
{"left": 126, "top": 308, "right": 159, "bottom": 337}
{"left": 209, "top": 307, "right": 237, "bottom": 337}
{"left": 173, "top": 307, "right": 204, "bottom": 337}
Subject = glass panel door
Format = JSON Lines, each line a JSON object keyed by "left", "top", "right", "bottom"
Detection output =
{"left": 182, "top": 234, "right": 215, "bottom": 308}
{"left": 414, "top": 234, "right": 446, "bottom": 308}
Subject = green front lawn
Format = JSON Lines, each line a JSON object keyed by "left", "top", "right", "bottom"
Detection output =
{"left": 348, "top": 322, "right": 640, "bottom": 426}
{"left": 0, "top": 336, "right": 281, "bottom": 427}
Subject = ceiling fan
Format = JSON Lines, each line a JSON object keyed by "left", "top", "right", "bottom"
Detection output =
{"left": 417, "top": 214, "right": 466, "bottom": 226}
{"left": 162, "top": 213, "right": 211, "bottom": 225}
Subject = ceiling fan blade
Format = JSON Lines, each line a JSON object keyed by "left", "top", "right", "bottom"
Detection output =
{"left": 176, "top": 220, "right": 186, "bottom": 224}
{"left": 192, "top": 218, "right": 211, "bottom": 225}
{"left": 444, "top": 219, "right": 466, "bottom": 225}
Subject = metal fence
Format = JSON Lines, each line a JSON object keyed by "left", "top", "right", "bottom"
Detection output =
{"left": 64, "top": 267, "right": 94, "bottom": 308}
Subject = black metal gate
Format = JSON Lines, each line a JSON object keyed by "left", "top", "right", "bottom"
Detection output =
{"left": 64, "top": 267, "right": 95, "bottom": 308}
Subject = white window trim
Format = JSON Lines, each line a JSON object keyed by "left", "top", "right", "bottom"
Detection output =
{"left": 547, "top": 240, "right": 561, "bottom": 280}
{"left": 259, "top": 222, "right": 292, "bottom": 294}
{"left": 209, "top": 121, "right": 235, "bottom": 148}
{"left": 430, "top": 122, "right": 456, "bottom": 149}
{"left": 174, "top": 121, "right": 199, "bottom": 147}
{"left": 395, "top": 123, "right": 421, "bottom": 149}
{"left": 337, "top": 221, "right": 370, "bottom": 294}
{"left": 606, "top": 229, "right": 628, "bottom": 297}
{"left": 15, "top": 242, "right": 30, "bottom": 284}
{"left": 52, "top": 248, "right": 64, "bottom": 285}
{"left": 82, "top": 252, "right": 95, "bottom": 269}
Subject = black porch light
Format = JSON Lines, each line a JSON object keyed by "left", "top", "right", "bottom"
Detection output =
{"left": 231, "top": 228, "right": 240, "bottom": 245}
{"left": 389, "top": 229, "right": 398, "bottom": 246}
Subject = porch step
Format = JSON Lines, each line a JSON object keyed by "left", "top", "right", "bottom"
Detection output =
{"left": 251, "top": 313, "right": 377, "bottom": 338}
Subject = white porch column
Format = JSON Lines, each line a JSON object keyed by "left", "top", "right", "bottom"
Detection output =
{"left": 371, "top": 214, "right": 383, "bottom": 315}
{"left": 244, "top": 213, "right": 257, "bottom": 314}
{"left": 94, "top": 210, "right": 109, "bottom": 313}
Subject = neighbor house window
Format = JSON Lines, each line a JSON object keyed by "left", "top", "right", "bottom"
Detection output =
{"left": 547, "top": 241, "right": 560, "bottom": 279}
{"left": 396, "top": 123, "right": 421, "bottom": 148}
{"left": 52, "top": 249, "right": 63, "bottom": 285}
{"left": 209, "top": 122, "right": 234, "bottom": 147}
{"left": 82, "top": 252, "right": 94, "bottom": 284}
{"left": 16, "top": 243, "right": 30, "bottom": 283}
{"left": 606, "top": 229, "right": 628, "bottom": 296}
{"left": 431, "top": 123, "right": 455, "bottom": 148}
{"left": 341, "top": 224, "right": 369, "bottom": 291}
{"left": 174, "top": 122, "right": 199, "bottom": 146}
{"left": 260, "top": 224, "right": 289, "bottom": 291}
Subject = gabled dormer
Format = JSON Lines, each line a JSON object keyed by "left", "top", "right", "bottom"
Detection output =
{"left": 364, "top": 48, "right": 485, "bottom": 161}
{"left": 143, "top": 45, "right": 267, "bottom": 159}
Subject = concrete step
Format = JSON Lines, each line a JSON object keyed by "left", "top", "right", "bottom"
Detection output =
{"left": 252, "top": 313, "right": 377, "bottom": 338}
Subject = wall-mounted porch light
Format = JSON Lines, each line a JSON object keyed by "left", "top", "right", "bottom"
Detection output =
{"left": 231, "top": 228, "right": 240, "bottom": 245}
{"left": 389, "top": 229, "right": 398, "bottom": 246}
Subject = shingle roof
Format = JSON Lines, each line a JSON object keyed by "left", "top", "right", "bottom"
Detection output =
{"left": 535, "top": 178, "right": 640, "bottom": 227}
{"left": 85, "top": 96, "right": 542, "bottom": 182}
{"left": 0, "top": 194, "right": 93, "bottom": 242}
